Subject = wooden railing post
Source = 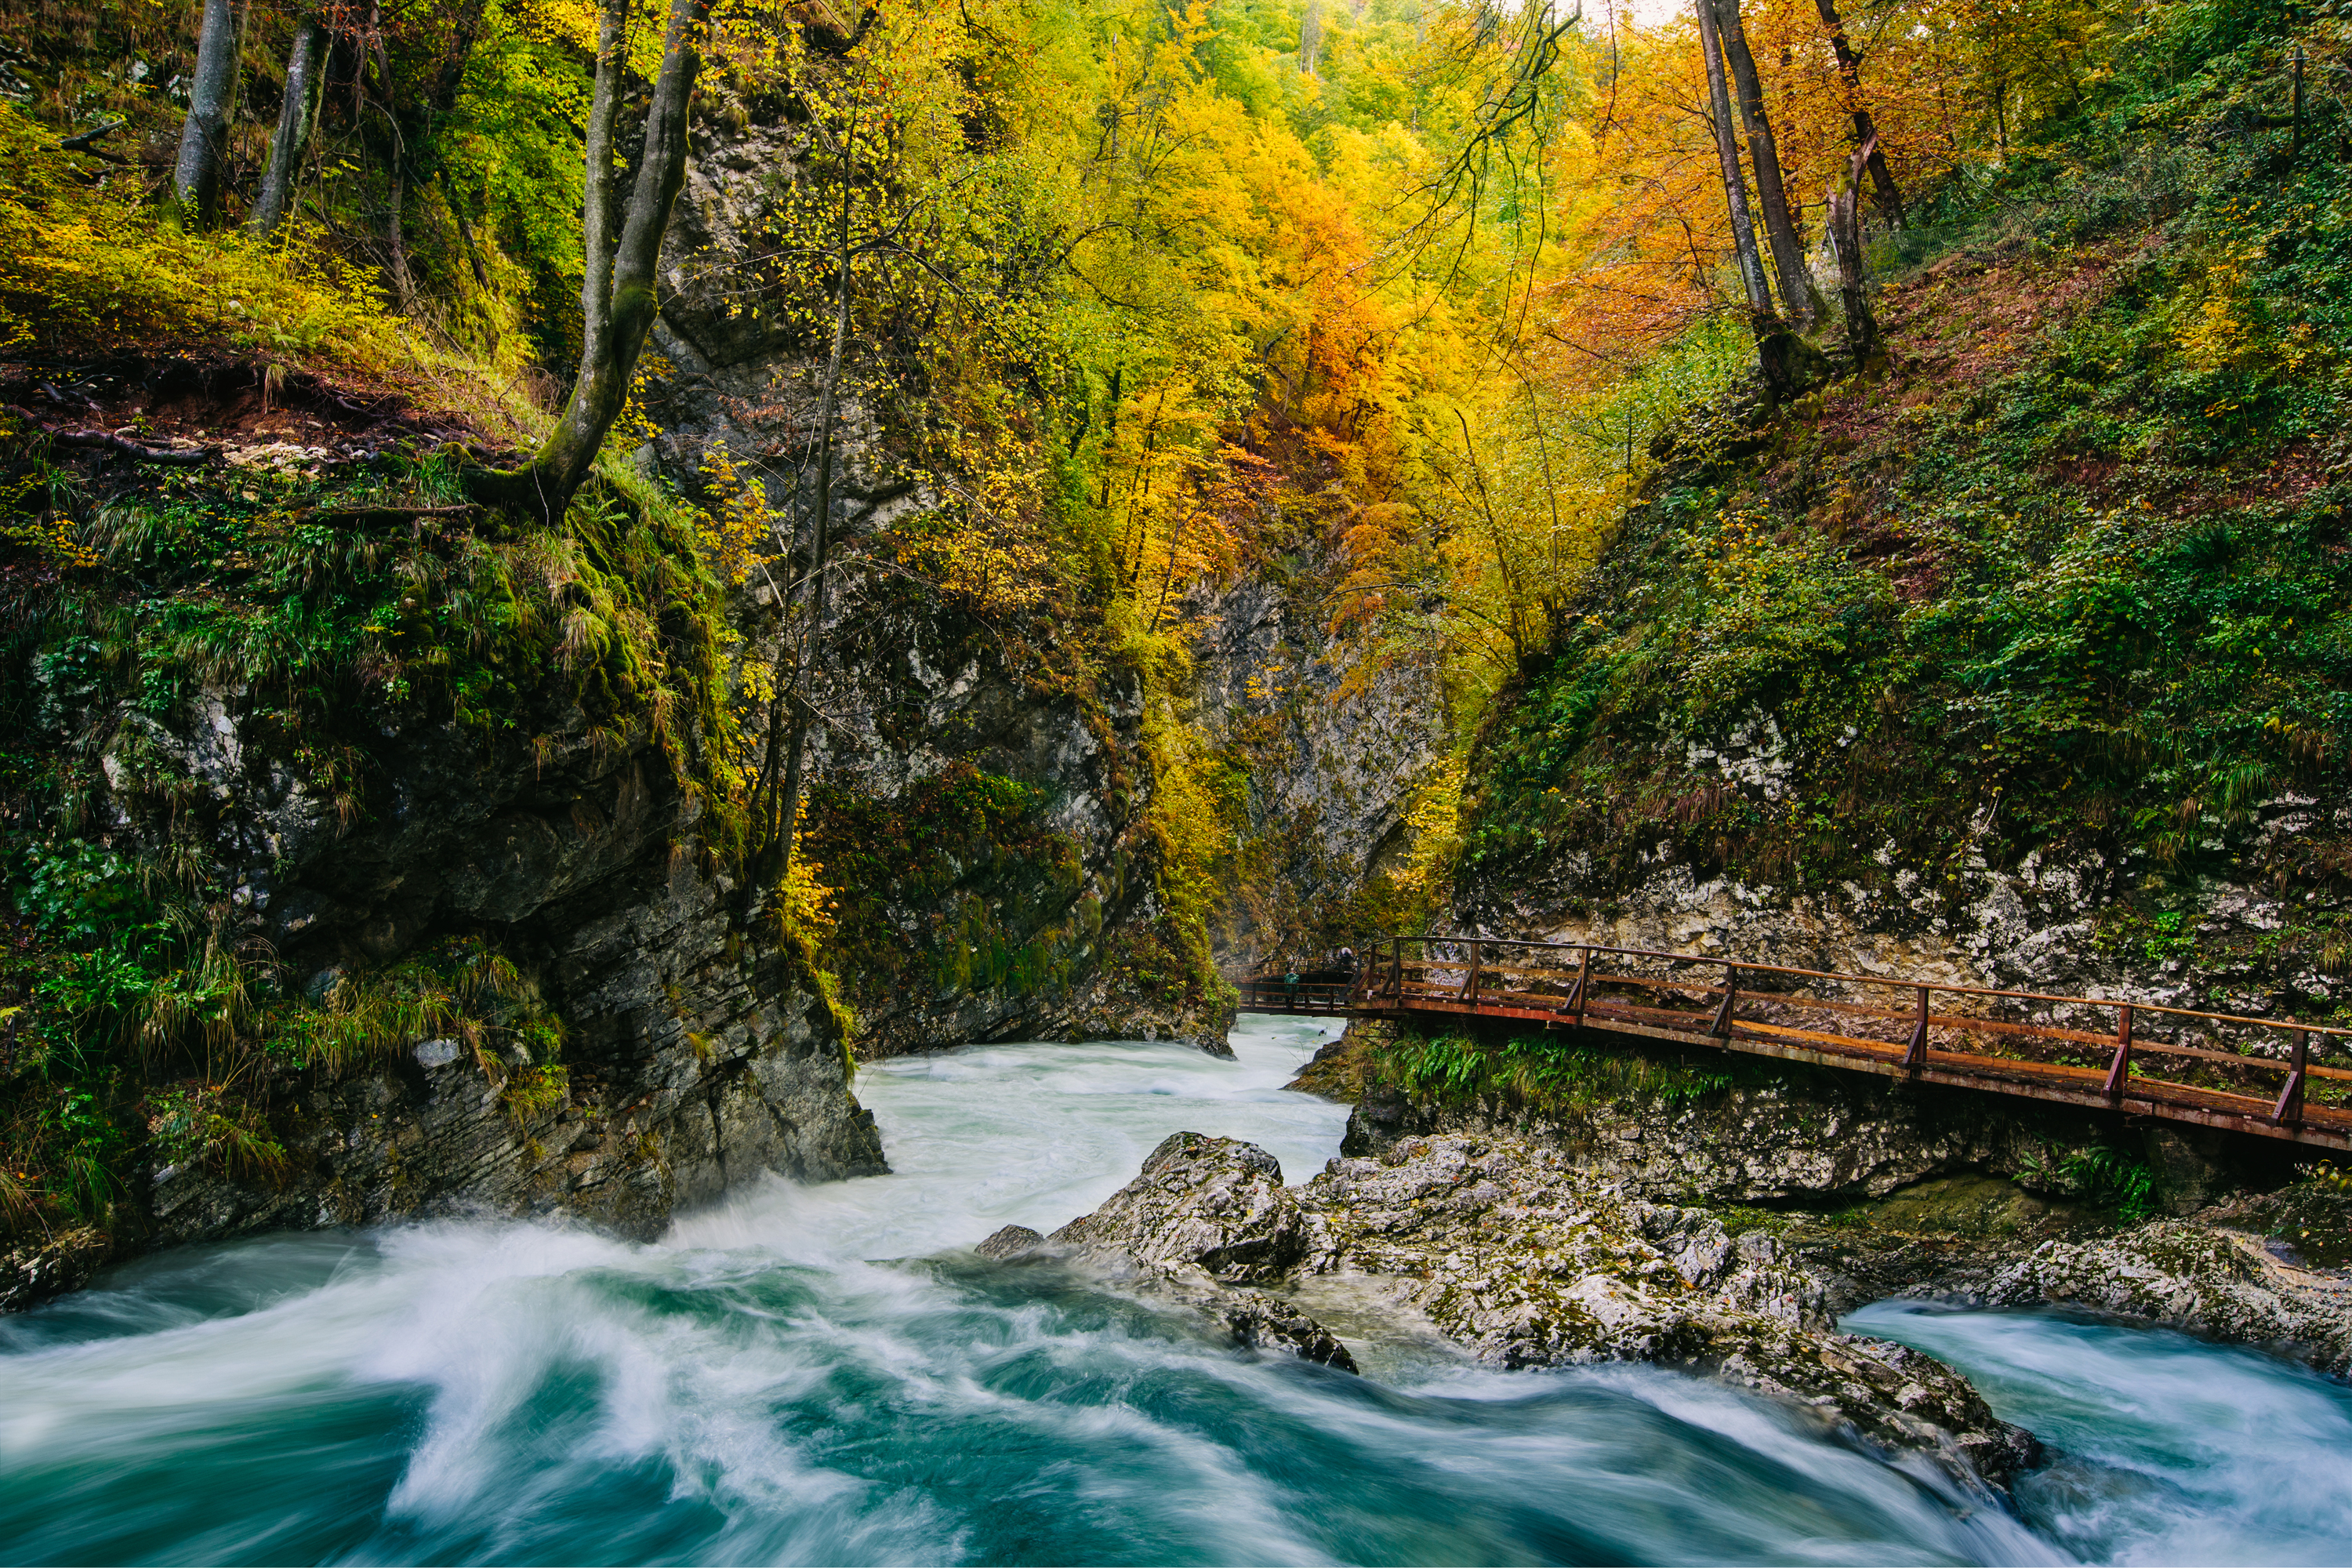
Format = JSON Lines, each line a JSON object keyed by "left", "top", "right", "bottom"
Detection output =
{"left": 1903, "top": 985, "right": 1929, "bottom": 1069}
{"left": 2103, "top": 1005, "right": 2135, "bottom": 1099}
{"left": 1462, "top": 939, "right": 1483, "bottom": 1002}
{"left": 1389, "top": 938, "right": 1403, "bottom": 999}
{"left": 1569, "top": 946, "right": 1591, "bottom": 1026}
{"left": 2274, "top": 1029, "right": 2310, "bottom": 1125}
{"left": 1709, "top": 963, "right": 1738, "bottom": 1038}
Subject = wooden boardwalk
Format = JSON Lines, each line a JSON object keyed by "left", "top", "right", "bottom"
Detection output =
{"left": 1238, "top": 936, "right": 2352, "bottom": 1152}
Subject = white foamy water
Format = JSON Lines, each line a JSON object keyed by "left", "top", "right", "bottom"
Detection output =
{"left": 0, "top": 1014, "right": 2340, "bottom": 1565}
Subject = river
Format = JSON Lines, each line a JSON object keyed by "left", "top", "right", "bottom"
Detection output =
{"left": 2, "top": 1014, "right": 2348, "bottom": 1566}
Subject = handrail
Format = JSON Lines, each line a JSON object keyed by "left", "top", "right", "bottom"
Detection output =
{"left": 1361, "top": 935, "right": 2352, "bottom": 1043}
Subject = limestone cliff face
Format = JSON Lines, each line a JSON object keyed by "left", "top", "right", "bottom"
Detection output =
{"left": 1184, "top": 565, "right": 1450, "bottom": 968}
{"left": 81, "top": 683, "right": 886, "bottom": 1269}
{"left": 633, "top": 106, "right": 1230, "bottom": 1056}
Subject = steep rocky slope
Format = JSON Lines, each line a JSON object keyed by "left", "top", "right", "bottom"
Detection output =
{"left": 1453, "top": 220, "right": 2352, "bottom": 1039}
{"left": 634, "top": 102, "right": 1231, "bottom": 1055}
{"left": 1185, "top": 567, "right": 1450, "bottom": 968}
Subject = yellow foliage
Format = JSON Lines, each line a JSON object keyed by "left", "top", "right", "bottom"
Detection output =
{"left": 0, "top": 105, "right": 403, "bottom": 365}
{"left": 697, "top": 441, "right": 782, "bottom": 588}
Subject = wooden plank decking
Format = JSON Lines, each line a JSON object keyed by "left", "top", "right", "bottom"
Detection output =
{"left": 1237, "top": 936, "right": 2352, "bottom": 1152}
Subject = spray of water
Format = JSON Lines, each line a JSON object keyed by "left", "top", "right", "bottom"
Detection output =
{"left": 0, "top": 1016, "right": 2336, "bottom": 1566}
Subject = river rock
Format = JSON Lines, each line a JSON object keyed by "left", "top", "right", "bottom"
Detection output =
{"left": 1045, "top": 1127, "right": 2033, "bottom": 1482}
{"left": 1289, "top": 1132, "right": 2031, "bottom": 1479}
{"left": 1048, "top": 1131, "right": 1311, "bottom": 1284}
{"left": 975, "top": 1225, "right": 1045, "bottom": 1260}
{"left": 1941, "top": 1220, "right": 2352, "bottom": 1374}
{"left": 0, "top": 1226, "right": 113, "bottom": 1315}
{"left": 1217, "top": 1290, "right": 1359, "bottom": 1371}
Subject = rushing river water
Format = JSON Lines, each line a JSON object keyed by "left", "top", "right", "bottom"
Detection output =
{"left": 4, "top": 1014, "right": 2350, "bottom": 1566}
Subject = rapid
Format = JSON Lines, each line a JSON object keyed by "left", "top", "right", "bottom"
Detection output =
{"left": 2, "top": 1015, "right": 2347, "bottom": 1566}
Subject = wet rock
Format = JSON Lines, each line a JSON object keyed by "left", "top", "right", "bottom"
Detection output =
{"left": 1049, "top": 1131, "right": 1309, "bottom": 1284}
{"left": 976, "top": 1225, "right": 1045, "bottom": 1260}
{"left": 1302, "top": 1136, "right": 2033, "bottom": 1480}
{"left": 1218, "top": 1290, "right": 1359, "bottom": 1371}
{"left": 1049, "top": 1127, "right": 2034, "bottom": 1483}
{"left": 1942, "top": 1220, "right": 2352, "bottom": 1375}
{"left": 0, "top": 1227, "right": 113, "bottom": 1314}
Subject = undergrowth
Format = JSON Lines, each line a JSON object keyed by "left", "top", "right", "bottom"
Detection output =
{"left": 1374, "top": 1029, "right": 1735, "bottom": 1116}
{"left": 1461, "top": 5, "right": 2352, "bottom": 989}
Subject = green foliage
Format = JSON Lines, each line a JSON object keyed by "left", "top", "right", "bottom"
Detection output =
{"left": 0, "top": 431, "right": 754, "bottom": 1237}
{"left": 808, "top": 763, "right": 1091, "bottom": 1004}
{"left": 1464, "top": 14, "right": 2352, "bottom": 944}
{"left": 2017, "top": 1143, "right": 2164, "bottom": 1224}
{"left": 1374, "top": 1030, "right": 1734, "bottom": 1115}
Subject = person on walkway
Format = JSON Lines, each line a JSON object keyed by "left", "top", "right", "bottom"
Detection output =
{"left": 1285, "top": 963, "right": 1300, "bottom": 1007}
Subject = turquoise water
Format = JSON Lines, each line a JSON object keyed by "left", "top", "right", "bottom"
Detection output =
{"left": 0, "top": 1014, "right": 2342, "bottom": 1566}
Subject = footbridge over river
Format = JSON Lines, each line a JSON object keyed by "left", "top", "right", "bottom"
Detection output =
{"left": 1240, "top": 936, "right": 2352, "bottom": 1152}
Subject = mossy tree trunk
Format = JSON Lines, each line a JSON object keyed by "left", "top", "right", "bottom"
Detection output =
{"left": 249, "top": 14, "right": 328, "bottom": 239}
{"left": 1827, "top": 137, "right": 1881, "bottom": 368}
{"left": 172, "top": 0, "right": 244, "bottom": 225}
{"left": 470, "top": 0, "right": 709, "bottom": 524}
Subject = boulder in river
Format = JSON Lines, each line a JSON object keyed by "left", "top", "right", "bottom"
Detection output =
{"left": 1048, "top": 1131, "right": 1311, "bottom": 1284}
{"left": 1940, "top": 1219, "right": 2352, "bottom": 1374}
{"left": 1034, "top": 1128, "right": 2037, "bottom": 1485}
{"left": 975, "top": 1225, "right": 1047, "bottom": 1261}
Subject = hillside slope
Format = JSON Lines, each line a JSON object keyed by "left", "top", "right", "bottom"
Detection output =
{"left": 1456, "top": 12, "right": 2352, "bottom": 1033}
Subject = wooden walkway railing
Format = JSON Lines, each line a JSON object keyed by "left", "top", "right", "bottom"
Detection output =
{"left": 1239, "top": 935, "right": 2352, "bottom": 1152}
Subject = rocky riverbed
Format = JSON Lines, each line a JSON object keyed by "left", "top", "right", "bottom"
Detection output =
{"left": 981, "top": 1030, "right": 2352, "bottom": 1496}
{"left": 979, "top": 1128, "right": 2040, "bottom": 1486}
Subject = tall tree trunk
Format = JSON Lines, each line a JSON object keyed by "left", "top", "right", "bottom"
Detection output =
{"left": 172, "top": 0, "right": 244, "bottom": 224}
{"left": 765, "top": 153, "right": 858, "bottom": 906}
{"left": 1710, "top": 0, "right": 1817, "bottom": 328}
{"left": 1300, "top": 0, "right": 1324, "bottom": 74}
{"left": 249, "top": 13, "right": 326, "bottom": 238}
{"left": 1693, "top": 0, "right": 1771, "bottom": 321}
{"left": 1826, "top": 136, "right": 1880, "bottom": 368}
{"left": 474, "top": 0, "right": 707, "bottom": 522}
{"left": 1693, "top": 0, "right": 1805, "bottom": 404}
{"left": 1813, "top": 0, "right": 1903, "bottom": 227}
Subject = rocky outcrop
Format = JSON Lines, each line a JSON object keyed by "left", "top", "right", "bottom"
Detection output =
{"left": 635, "top": 102, "right": 1229, "bottom": 1058}
{"left": 1301, "top": 1133, "right": 2034, "bottom": 1482}
{"left": 1339, "top": 1037, "right": 2266, "bottom": 1215}
{"left": 59, "top": 674, "right": 890, "bottom": 1282}
{"left": 1009, "top": 1128, "right": 2035, "bottom": 1483}
{"left": 1937, "top": 1220, "right": 2352, "bottom": 1374}
{"left": 1048, "top": 1131, "right": 1310, "bottom": 1283}
{"left": 1321, "top": 1026, "right": 2352, "bottom": 1377}
{"left": 971, "top": 1138, "right": 1359, "bottom": 1371}
{"left": 0, "top": 1227, "right": 113, "bottom": 1315}
{"left": 1184, "top": 571, "right": 1448, "bottom": 967}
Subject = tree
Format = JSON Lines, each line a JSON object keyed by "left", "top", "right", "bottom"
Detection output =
{"left": 1692, "top": 0, "right": 1772, "bottom": 318}
{"left": 1812, "top": 0, "right": 1903, "bottom": 227}
{"left": 750, "top": 103, "right": 860, "bottom": 908}
{"left": 1824, "top": 134, "right": 1879, "bottom": 365}
{"left": 250, "top": 13, "right": 330, "bottom": 238}
{"left": 1690, "top": 0, "right": 1816, "bottom": 402}
{"left": 172, "top": 0, "right": 245, "bottom": 225}
{"left": 1708, "top": 0, "right": 1817, "bottom": 327}
{"left": 470, "top": 0, "right": 710, "bottom": 523}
